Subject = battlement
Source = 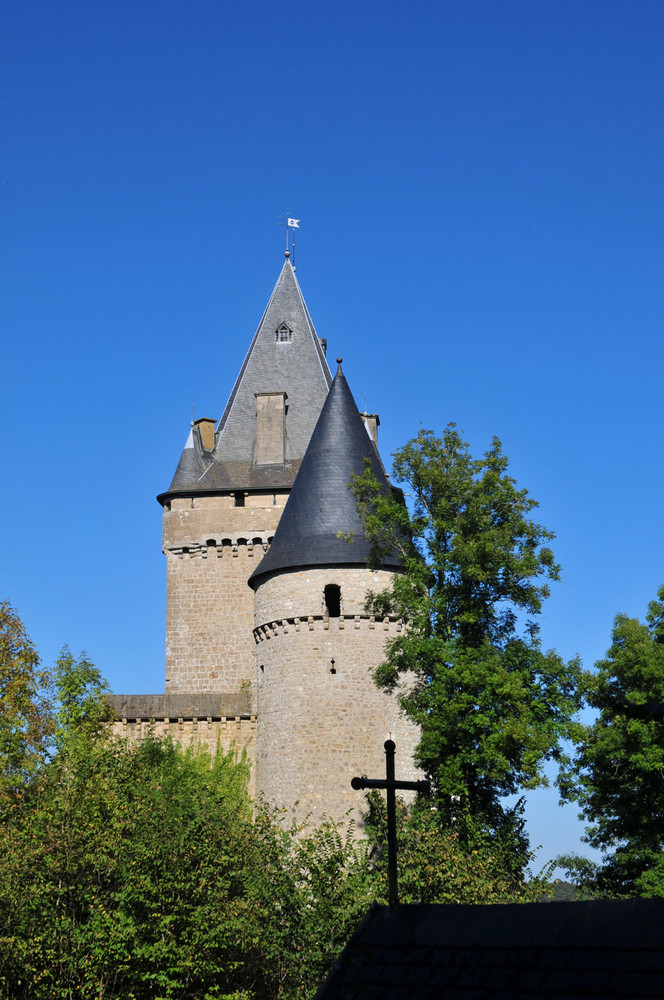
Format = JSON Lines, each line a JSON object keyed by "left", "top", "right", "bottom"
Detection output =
{"left": 165, "top": 535, "right": 274, "bottom": 558}
{"left": 110, "top": 691, "right": 253, "bottom": 720}
{"left": 254, "top": 613, "right": 403, "bottom": 643}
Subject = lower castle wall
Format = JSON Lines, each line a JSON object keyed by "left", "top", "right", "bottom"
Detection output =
{"left": 110, "top": 693, "right": 257, "bottom": 797}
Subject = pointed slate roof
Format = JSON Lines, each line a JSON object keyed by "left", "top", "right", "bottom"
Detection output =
{"left": 249, "top": 361, "right": 402, "bottom": 587}
{"left": 159, "top": 256, "right": 332, "bottom": 501}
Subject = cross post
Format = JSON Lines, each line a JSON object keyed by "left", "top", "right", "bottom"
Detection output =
{"left": 351, "top": 740, "right": 429, "bottom": 907}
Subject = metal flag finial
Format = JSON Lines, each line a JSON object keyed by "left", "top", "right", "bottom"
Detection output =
{"left": 280, "top": 214, "right": 301, "bottom": 259}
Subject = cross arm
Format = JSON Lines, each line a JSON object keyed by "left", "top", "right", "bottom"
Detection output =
{"left": 351, "top": 776, "right": 430, "bottom": 794}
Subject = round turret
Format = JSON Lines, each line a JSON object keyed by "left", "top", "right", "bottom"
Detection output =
{"left": 251, "top": 366, "right": 420, "bottom": 828}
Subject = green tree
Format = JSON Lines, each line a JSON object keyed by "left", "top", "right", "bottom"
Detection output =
{"left": 0, "top": 732, "right": 272, "bottom": 999}
{"left": 0, "top": 635, "right": 378, "bottom": 1000}
{"left": 558, "top": 584, "right": 664, "bottom": 897}
{"left": 364, "top": 793, "right": 551, "bottom": 904}
{"left": 351, "top": 426, "right": 582, "bottom": 858}
{"left": 249, "top": 811, "right": 376, "bottom": 995}
{"left": 0, "top": 731, "right": 380, "bottom": 1000}
{"left": 0, "top": 601, "right": 52, "bottom": 809}
{"left": 52, "top": 645, "right": 112, "bottom": 748}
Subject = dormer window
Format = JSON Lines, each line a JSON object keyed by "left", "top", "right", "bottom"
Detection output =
{"left": 276, "top": 322, "right": 292, "bottom": 343}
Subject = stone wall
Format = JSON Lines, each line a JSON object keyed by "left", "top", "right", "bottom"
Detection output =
{"left": 253, "top": 566, "right": 420, "bottom": 829}
{"left": 163, "top": 493, "right": 287, "bottom": 697}
{"left": 110, "top": 693, "right": 257, "bottom": 796}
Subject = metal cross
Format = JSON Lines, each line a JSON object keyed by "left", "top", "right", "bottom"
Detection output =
{"left": 351, "top": 740, "right": 429, "bottom": 907}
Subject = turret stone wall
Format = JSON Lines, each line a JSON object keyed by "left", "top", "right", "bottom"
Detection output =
{"left": 163, "top": 492, "right": 288, "bottom": 696}
{"left": 253, "top": 567, "right": 420, "bottom": 828}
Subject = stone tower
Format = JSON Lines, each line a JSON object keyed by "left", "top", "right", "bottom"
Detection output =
{"left": 157, "top": 254, "right": 331, "bottom": 699}
{"left": 112, "top": 254, "right": 418, "bottom": 824}
{"left": 249, "top": 361, "right": 419, "bottom": 827}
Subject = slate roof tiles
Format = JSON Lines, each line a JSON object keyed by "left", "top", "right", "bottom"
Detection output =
{"left": 316, "top": 901, "right": 664, "bottom": 999}
{"left": 160, "top": 256, "right": 331, "bottom": 501}
{"left": 249, "top": 361, "right": 402, "bottom": 585}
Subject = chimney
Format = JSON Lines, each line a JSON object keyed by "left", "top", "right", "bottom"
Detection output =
{"left": 361, "top": 413, "right": 380, "bottom": 448}
{"left": 194, "top": 417, "right": 217, "bottom": 452}
{"left": 255, "top": 392, "right": 288, "bottom": 464}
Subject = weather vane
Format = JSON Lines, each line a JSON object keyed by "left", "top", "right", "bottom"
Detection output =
{"left": 280, "top": 214, "right": 300, "bottom": 265}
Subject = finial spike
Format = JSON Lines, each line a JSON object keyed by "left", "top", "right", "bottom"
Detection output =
{"left": 336, "top": 355, "right": 343, "bottom": 373}
{"left": 280, "top": 215, "right": 301, "bottom": 258}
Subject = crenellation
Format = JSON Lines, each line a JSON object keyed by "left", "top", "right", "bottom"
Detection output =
{"left": 253, "top": 613, "right": 403, "bottom": 643}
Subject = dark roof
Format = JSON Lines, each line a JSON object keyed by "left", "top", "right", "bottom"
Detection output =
{"left": 249, "top": 362, "right": 402, "bottom": 587}
{"left": 316, "top": 900, "right": 664, "bottom": 999}
{"left": 159, "top": 256, "right": 332, "bottom": 501}
{"left": 109, "top": 691, "right": 252, "bottom": 721}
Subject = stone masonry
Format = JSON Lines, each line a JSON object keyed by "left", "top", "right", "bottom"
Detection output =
{"left": 163, "top": 492, "right": 288, "bottom": 698}
{"left": 111, "top": 692, "right": 257, "bottom": 796}
{"left": 253, "top": 567, "right": 419, "bottom": 827}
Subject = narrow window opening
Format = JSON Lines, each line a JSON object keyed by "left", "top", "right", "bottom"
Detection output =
{"left": 330, "top": 659, "right": 336, "bottom": 674}
{"left": 324, "top": 584, "right": 341, "bottom": 618}
{"left": 234, "top": 493, "right": 245, "bottom": 507}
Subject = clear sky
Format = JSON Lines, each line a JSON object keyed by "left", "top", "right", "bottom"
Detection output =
{"left": 2, "top": 0, "right": 663, "bottom": 871}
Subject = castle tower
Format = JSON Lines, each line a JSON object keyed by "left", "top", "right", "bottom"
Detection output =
{"left": 157, "top": 255, "right": 332, "bottom": 698}
{"left": 249, "top": 361, "right": 420, "bottom": 827}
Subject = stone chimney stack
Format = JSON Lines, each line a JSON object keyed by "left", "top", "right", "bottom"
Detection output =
{"left": 362, "top": 412, "right": 380, "bottom": 447}
{"left": 193, "top": 417, "right": 216, "bottom": 452}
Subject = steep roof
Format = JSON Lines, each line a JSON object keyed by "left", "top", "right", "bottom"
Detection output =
{"left": 316, "top": 900, "right": 664, "bottom": 999}
{"left": 159, "top": 256, "right": 332, "bottom": 501}
{"left": 249, "top": 361, "right": 402, "bottom": 587}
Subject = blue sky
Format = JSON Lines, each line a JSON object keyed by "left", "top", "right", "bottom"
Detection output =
{"left": 2, "top": 0, "right": 663, "bottom": 868}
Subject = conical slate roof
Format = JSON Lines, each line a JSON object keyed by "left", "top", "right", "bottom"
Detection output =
{"left": 160, "top": 256, "right": 332, "bottom": 501}
{"left": 249, "top": 362, "right": 402, "bottom": 586}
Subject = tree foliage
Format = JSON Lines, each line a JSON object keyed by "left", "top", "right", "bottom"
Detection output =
{"left": 364, "top": 793, "right": 551, "bottom": 905}
{"left": 558, "top": 584, "right": 664, "bottom": 897}
{"left": 0, "top": 603, "right": 561, "bottom": 999}
{"left": 0, "top": 620, "right": 375, "bottom": 999}
{"left": 0, "top": 727, "right": 377, "bottom": 1000}
{"left": 52, "top": 645, "right": 112, "bottom": 749}
{"left": 0, "top": 601, "right": 52, "bottom": 809}
{"left": 352, "top": 427, "right": 583, "bottom": 846}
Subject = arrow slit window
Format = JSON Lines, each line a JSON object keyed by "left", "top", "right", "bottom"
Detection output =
{"left": 324, "top": 584, "right": 341, "bottom": 618}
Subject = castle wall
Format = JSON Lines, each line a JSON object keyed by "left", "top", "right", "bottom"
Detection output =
{"left": 253, "top": 567, "right": 420, "bottom": 829}
{"left": 163, "top": 493, "right": 287, "bottom": 697}
{"left": 110, "top": 692, "right": 257, "bottom": 796}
